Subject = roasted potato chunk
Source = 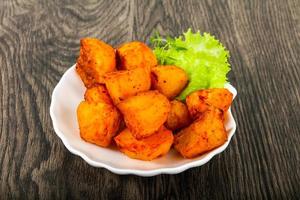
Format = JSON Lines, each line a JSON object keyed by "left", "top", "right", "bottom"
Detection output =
{"left": 117, "top": 91, "right": 171, "bottom": 139}
{"left": 186, "top": 88, "right": 233, "bottom": 119}
{"left": 104, "top": 68, "right": 151, "bottom": 105}
{"left": 114, "top": 126, "right": 173, "bottom": 161}
{"left": 165, "top": 100, "right": 192, "bottom": 131}
{"left": 77, "top": 101, "right": 120, "bottom": 147}
{"left": 174, "top": 108, "right": 227, "bottom": 158}
{"left": 84, "top": 84, "right": 112, "bottom": 105}
{"left": 76, "top": 38, "right": 116, "bottom": 87}
{"left": 117, "top": 41, "right": 157, "bottom": 71}
{"left": 151, "top": 65, "right": 188, "bottom": 99}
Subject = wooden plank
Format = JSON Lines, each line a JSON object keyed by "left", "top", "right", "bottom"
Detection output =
{"left": 0, "top": 0, "right": 299, "bottom": 199}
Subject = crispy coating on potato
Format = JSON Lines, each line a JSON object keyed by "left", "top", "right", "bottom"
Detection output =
{"left": 114, "top": 126, "right": 174, "bottom": 161}
{"left": 77, "top": 101, "right": 120, "bottom": 147}
{"left": 104, "top": 67, "right": 151, "bottom": 105}
{"left": 151, "top": 65, "right": 188, "bottom": 99}
{"left": 117, "top": 41, "right": 157, "bottom": 71}
{"left": 117, "top": 91, "right": 171, "bottom": 139}
{"left": 76, "top": 38, "right": 116, "bottom": 87}
{"left": 174, "top": 108, "right": 227, "bottom": 158}
{"left": 186, "top": 88, "right": 233, "bottom": 119}
{"left": 165, "top": 100, "right": 192, "bottom": 131}
{"left": 84, "top": 84, "right": 112, "bottom": 105}
{"left": 76, "top": 64, "right": 95, "bottom": 87}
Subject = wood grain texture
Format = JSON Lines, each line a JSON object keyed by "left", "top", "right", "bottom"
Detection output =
{"left": 0, "top": 0, "right": 299, "bottom": 199}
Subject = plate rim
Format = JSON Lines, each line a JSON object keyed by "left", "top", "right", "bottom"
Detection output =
{"left": 50, "top": 65, "right": 237, "bottom": 177}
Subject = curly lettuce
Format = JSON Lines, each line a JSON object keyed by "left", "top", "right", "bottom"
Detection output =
{"left": 150, "top": 29, "right": 230, "bottom": 100}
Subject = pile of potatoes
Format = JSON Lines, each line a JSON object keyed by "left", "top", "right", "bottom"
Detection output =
{"left": 76, "top": 38, "right": 233, "bottom": 160}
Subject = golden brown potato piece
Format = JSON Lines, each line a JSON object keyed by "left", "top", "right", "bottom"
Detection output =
{"left": 165, "top": 100, "right": 192, "bottom": 131}
{"left": 84, "top": 84, "right": 112, "bottom": 105}
{"left": 117, "top": 41, "right": 157, "bottom": 71}
{"left": 174, "top": 108, "right": 227, "bottom": 158}
{"left": 76, "top": 38, "right": 116, "bottom": 87}
{"left": 77, "top": 101, "right": 120, "bottom": 147}
{"left": 114, "top": 126, "right": 174, "bottom": 161}
{"left": 151, "top": 65, "right": 188, "bottom": 99}
{"left": 117, "top": 91, "right": 171, "bottom": 139}
{"left": 104, "top": 68, "right": 151, "bottom": 105}
{"left": 186, "top": 88, "right": 233, "bottom": 119}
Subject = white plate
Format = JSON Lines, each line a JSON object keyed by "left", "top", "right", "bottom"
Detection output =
{"left": 50, "top": 65, "right": 237, "bottom": 176}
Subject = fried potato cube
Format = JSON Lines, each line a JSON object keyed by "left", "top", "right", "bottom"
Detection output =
{"left": 186, "top": 88, "right": 233, "bottom": 119}
{"left": 151, "top": 65, "right": 188, "bottom": 99}
{"left": 165, "top": 100, "right": 192, "bottom": 131}
{"left": 117, "top": 41, "right": 157, "bottom": 71}
{"left": 114, "top": 126, "right": 174, "bottom": 161}
{"left": 104, "top": 67, "right": 151, "bottom": 105}
{"left": 76, "top": 38, "right": 116, "bottom": 87}
{"left": 84, "top": 84, "right": 112, "bottom": 105}
{"left": 174, "top": 108, "right": 227, "bottom": 158}
{"left": 77, "top": 101, "right": 120, "bottom": 147}
{"left": 117, "top": 91, "right": 171, "bottom": 139}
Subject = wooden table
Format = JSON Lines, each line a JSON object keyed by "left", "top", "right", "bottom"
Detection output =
{"left": 0, "top": 0, "right": 299, "bottom": 199}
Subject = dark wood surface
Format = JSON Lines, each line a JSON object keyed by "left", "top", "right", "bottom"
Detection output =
{"left": 0, "top": 0, "right": 299, "bottom": 199}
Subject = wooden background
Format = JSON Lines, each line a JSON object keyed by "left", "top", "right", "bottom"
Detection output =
{"left": 0, "top": 0, "right": 299, "bottom": 199}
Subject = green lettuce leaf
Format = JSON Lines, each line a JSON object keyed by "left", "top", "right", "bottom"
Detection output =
{"left": 150, "top": 29, "right": 230, "bottom": 100}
